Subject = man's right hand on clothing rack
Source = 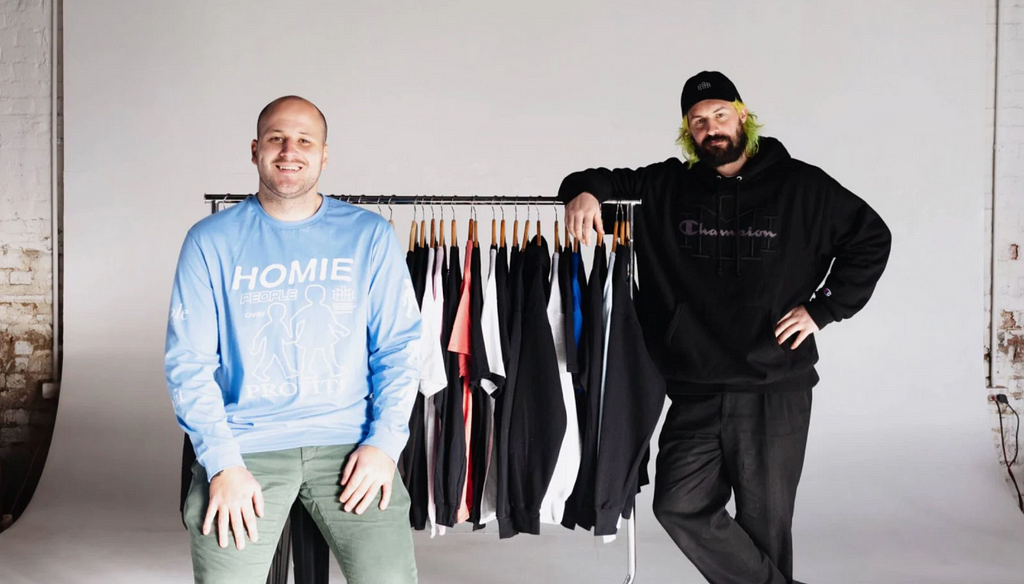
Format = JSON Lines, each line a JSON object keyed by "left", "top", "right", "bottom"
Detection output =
{"left": 564, "top": 192, "right": 604, "bottom": 246}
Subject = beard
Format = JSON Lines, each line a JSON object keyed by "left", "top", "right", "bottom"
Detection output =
{"left": 697, "top": 124, "right": 747, "bottom": 167}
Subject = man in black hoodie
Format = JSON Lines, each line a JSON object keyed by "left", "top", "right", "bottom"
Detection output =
{"left": 559, "top": 71, "right": 891, "bottom": 584}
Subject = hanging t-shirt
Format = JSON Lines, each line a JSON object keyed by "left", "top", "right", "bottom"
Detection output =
{"left": 402, "top": 241, "right": 431, "bottom": 530}
{"left": 425, "top": 244, "right": 448, "bottom": 537}
{"left": 435, "top": 244, "right": 466, "bottom": 528}
{"left": 415, "top": 246, "right": 448, "bottom": 532}
{"left": 468, "top": 243, "right": 492, "bottom": 527}
{"left": 447, "top": 239, "right": 475, "bottom": 524}
{"left": 477, "top": 246, "right": 505, "bottom": 525}
{"left": 594, "top": 245, "right": 666, "bottom": 536}
{"left": 494, "top": 245, "right": 511, "bottom": 367}
{"left": 499, "top": 239, "right": 565, "bottom": 538}
{"left": 495, "top": 244, "right": 523, "bottom": 539}
{"left": 572, "top": 250, "right": 584, "bottom": 349}
{"left": 540, "top": 252, "right": 582, "bottom": 526}
{"left": 481, "top": 247, "right": 507, "bottom": 392}
{"left": 597, "top": 251, "right": 616, "bottom": 450}
{"left": 560, "top": 245, "right": 579, "bottom": 384}
{"left": 561, "top": 246, "right": 608, "bottom": 532}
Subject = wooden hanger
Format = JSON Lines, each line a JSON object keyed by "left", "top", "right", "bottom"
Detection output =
{"left": 512, "top": 207, "right": 519, "bottom": 249}
{"left": 500, "top": 213, "right": 507, "bottom": 248}
{"left": 408, "top": 207, "right": 418, "bottom": 252}
{"left": 473, "top": 207, "right": 480, "bottom": 246}
{"left": 535, "top": 209, "right": 542, "bottom": 247}
{"left": 522, "top": 209, "right": 531, "bottom": 251}
{"left": 611, "top": 206, "right": 620, "bottom": 253}
{"left": 430, "top": 203, "right": 437, "bottom": 248}
{"left": 419, "top": 205, "right": 427, "bottom": 249}
{"left": 439, "top": 205, "right": 446, "bottom": 248}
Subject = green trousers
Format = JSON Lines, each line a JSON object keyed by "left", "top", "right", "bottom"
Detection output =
{"left": 183, "top": 444, "right": 418, "bottom": 584}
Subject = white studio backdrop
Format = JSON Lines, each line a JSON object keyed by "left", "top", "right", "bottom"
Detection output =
{"left": 2, "top": 1, "right": 1022, "bottom": 582}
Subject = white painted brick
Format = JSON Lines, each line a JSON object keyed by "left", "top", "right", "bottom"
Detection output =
{"left": 0, "top": 295, "right": 48, "bottom": 303}
{"left": 14, "top": 340, "right": 33, "bottom": 355}
{"left": 28, "top": 350, "right": 50, "bottom": 373}
{"left": 991, "top": 0, "right": 1024, "bottom": 504}
{"left": 7, "top": 374, "right": 26, "bottom": 390}
{"left": 0, "top": 250, "right": 28, "bottom": 269}
{"left": 1, "top": 409, "right": 31, "bottom": 427}
{"left": 0, "top": 96, "right": 43, "bottom": 115}
{"left": 9, "top": 271, "right": 32, "bottom": 285}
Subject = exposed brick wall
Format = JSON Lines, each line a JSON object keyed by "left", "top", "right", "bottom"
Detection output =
{"left": 987, "top": 0, "right": 1024, "bottom": 501}
{"left": 0, "top": 0, "right": 61, "bottom": 528}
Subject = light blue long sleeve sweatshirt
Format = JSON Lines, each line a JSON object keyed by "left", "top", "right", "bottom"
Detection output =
{"left": 165, "top": 195, "right": 421, "bottom": 480}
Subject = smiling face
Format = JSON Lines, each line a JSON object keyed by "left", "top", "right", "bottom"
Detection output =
{"left": 251, "top": 97, "right": 329, "bottom": 202}
{"left": 687, "top": 99, "right": 748, "bottom": 167}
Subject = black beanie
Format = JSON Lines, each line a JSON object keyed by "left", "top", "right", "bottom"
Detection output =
{"left": 680, "top": 71, "right": 742, "bottom": 118}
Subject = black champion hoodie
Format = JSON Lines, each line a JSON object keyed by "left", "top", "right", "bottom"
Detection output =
{"left": 558, "top": 137, "right": 892, "bottom": 394}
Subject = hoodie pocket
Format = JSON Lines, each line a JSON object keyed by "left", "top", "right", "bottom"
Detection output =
{"left": 663, "top": 303, "right": 788, "bottom": 385}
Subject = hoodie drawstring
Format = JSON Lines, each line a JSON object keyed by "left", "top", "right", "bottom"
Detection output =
{"left": 715, "top": 177, "right": 724, "bottom": 275}
{"left": 735, "top": 175, "right": 743, "bottom": 276}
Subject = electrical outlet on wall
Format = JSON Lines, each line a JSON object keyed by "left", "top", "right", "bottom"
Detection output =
{"left": 41, "top": 382, "right": 59, "bottom": 400}
{"left": 990, "top": 391, "right": 1022, "bottom": 469}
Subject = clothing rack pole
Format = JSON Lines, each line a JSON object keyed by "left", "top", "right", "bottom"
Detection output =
{"left": 623, "top": 200, "right": 637, "bottom": 584}
{"left": 204, "top": 193, "right": 642, "bottom": 584}
{"left": 204, "top": 194, "right": 639, "bottom": 211}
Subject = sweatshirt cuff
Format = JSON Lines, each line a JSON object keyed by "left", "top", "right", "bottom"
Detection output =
{"left": 594, "top": 508, "right": 622, "bottom": 537}
{"left": 202, "top": 447, "right": 246, "bottom": 483}
{"left": 805, "top": 298, "right": 836, "bottom": 330}
{"left": 361, "top": 429, "right": 409, "bottom": 465}
{"left": 558, "top": 173, "right": 609, "bottom": 204}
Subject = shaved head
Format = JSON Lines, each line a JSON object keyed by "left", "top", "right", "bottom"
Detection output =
{"left": 251, "top": 95, "right": 329, "bottom": 203}
{"left": 257, "top": 96, "right": 327, "bottom": 141}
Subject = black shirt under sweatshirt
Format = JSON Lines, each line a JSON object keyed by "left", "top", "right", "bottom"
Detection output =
{"left": 558, "top": 137, "right": 892, "bottom": 395}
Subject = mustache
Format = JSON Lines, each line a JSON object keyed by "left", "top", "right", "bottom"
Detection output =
{"left": 702, "top": 136, "right": 731, "bottom": 147}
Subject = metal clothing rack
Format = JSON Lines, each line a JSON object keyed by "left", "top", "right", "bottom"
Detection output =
{"left": 205, "top": 193, "right": 641, "bottom": 584}
{"left": 205, "top": 194, "right": 639, "bottom": 288}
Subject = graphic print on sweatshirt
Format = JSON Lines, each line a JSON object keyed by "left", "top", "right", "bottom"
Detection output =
{"left": 231, "top": 257, "right": 369, "bottom": 399}
{"left": 677, "top": 195, "right": 780, "bottom": 270}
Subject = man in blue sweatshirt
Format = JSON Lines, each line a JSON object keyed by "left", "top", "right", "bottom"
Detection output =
{"left": 166, "top": 96, "right": 421, "bottom": 584}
